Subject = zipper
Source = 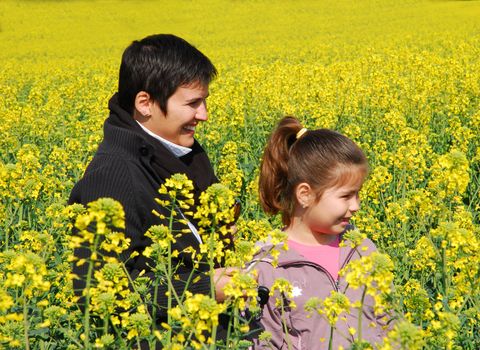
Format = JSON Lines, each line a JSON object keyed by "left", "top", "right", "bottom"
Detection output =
{"left": 336, "top": 247, "right": 357, "bottom": 291}
{"left": 279, "top": 261, "right": 339, "bottom": 291}
{"left": 340, "top": 247, "right": 356, "bottom": 271}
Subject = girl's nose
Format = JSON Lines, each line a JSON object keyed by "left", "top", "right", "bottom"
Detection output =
{"left": 349, "top": 196, "right": 361, "bottom": 213}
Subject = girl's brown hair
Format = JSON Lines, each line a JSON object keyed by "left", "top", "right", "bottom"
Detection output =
{"left": 259, "top": 116, "right": 368, "bottom": 226}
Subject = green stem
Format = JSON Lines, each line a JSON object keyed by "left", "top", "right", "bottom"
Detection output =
{"left": 166, "top": 200, "right": 176, "bottom": 343}
{"left": 454, "top": 295, "right": 471, "bottom": 316}
{"left": 209, "top": 225, "right": 216, "bottom": 298}
{"left": 357, "top": 287, "right": 367, "bottom": 342}
{"left": 103, "top": 313, "right": 109, "bottom": 335}
{"left": 136, "top": 336, "right": 142, "bottom": 350}
{"left": 55, "top": 325, "right": 84, "bottom": 348}
{"left": 441, "top": 245, "right": 449, "bottom": 310}
{"left": 83, "top": 234, "right": 101, "bottom": 349}
{"left": 209, "top": 225, "right": 217, "bottom": 349}
{"left": 279, "top": 298, "right": 293, "bottom": 350}
{"left": 110, "top": 320, "right": 128, "bottom": 348}
{"left": 4, "top": 200, "right": 20, "bottom": 251}
{"left": 328, "top": 325, "right": 334, "bottom": 350}
{"left": 226, "top": 303, "right": 239, "bottom": 348}
{"left": 23, "top": 293, "right": 30, "bottom": 350}
{"left": 166, "top": 239, "right": 173, "bottom": 340}
{"left": 152, "top": 275, "right": 160, "bottom": 318}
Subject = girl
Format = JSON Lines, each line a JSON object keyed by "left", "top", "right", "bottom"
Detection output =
{"left": 252, "top": 117, "right": 389, "bottom": 349}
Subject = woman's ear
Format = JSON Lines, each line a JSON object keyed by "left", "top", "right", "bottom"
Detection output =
{"left": 295, "top": 182, "right": 314, "bottom": 209}
{"left": 133, "top": 91, "right": 152, "bottom": 120}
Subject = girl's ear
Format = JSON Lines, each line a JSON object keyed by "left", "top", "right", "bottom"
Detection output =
{"left": 133, "top": 91, "right": 153, "bottom": 119}
{"left": 295, "top": 182, "right": 314, "bottom": 209}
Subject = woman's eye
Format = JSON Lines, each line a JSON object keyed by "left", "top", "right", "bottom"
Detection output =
{"left": 188, "top": 99, "right": 203, "bottom": 107}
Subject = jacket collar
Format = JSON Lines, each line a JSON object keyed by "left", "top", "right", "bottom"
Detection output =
{"left": 135, "top": 121, "right": 192, "bottom": 158}
{"left": 256, "top": 227, "right": 360, "bottom": 270}
{"left": 276, "top": 239, "right": 354, "bottom": 269}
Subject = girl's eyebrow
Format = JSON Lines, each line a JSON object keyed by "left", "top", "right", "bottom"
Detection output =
{"left": 342, "top": 190, "right": 356, "bottom": 195}
{"left": 341, "top": 186, "right": 362, "bottom": 194}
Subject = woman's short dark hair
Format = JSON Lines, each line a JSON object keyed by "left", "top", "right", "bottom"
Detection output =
{"left": 118, "top": 34, "right": 217, "bottom": 115}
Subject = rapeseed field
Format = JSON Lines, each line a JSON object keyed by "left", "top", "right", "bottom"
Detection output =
{"left": 0, "top": 0, "right": 479, "bottom": 348}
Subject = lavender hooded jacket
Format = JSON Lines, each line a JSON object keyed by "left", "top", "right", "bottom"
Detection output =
{"left": 251, "top": 231, "right": 391, "bottom": 349}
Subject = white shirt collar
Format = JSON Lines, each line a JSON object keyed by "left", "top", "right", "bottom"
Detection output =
{"left": 136, "top": 121, "right": 192, "bottom": 158}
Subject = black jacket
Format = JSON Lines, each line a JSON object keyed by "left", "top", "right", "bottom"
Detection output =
{"left": 69, "top": 94, "right": 218, "bottom": 319}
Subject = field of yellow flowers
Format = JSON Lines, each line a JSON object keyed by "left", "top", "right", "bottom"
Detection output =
{"left": 1, "top": 0, "right": 479, "bottom": 349}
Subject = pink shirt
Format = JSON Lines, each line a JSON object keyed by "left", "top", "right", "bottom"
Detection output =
{"left": 288, "top": 237, "right": 340, "bottom": 280}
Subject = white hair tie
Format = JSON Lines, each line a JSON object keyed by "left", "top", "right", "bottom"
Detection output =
{"left": 296, "top": 128, "right": 308, "bottom": 140}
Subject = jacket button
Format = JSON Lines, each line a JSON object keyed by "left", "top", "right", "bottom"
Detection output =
{"left": 140, "top": 146, "right": 149, "bottom": 156}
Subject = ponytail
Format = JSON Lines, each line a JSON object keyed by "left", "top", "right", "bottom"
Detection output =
{"left": 259, "top": 117, "right": 303, "bottom": 223}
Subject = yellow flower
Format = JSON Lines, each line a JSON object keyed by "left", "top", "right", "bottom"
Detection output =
{"left": 223, "top": 270, "right": 258, "bottom": 310}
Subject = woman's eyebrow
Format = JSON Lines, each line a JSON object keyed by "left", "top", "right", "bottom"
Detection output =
{"left": 186, "top": 94, "right": 209, "bottom": 103}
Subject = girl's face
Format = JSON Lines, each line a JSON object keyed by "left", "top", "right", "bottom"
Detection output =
{"left": 303, "top": 167, "right": 366, "bottom": 235}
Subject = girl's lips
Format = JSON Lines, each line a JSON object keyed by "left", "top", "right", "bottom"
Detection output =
{"left": 340, "top": 217, "right": 351, "bottom": 225}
